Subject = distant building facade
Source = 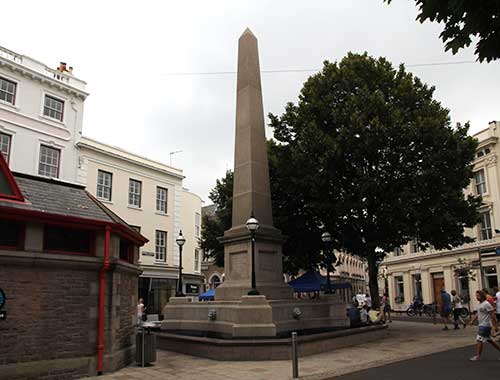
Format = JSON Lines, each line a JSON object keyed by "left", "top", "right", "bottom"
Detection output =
{"left": 77, "top": 137, "right": 204, "bottom": 314}
{"left": 382, "top": 121, "right": 500, "bottom": 311}
{"left": 0, "top": 46, "right": 87, "bottom": 182}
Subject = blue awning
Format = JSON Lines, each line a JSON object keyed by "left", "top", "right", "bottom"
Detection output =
{"left": 198, "top": 288, "right": 215, "bottom": 301}
{"left": 288, "top": 271, "right": 326, "bottom": 292}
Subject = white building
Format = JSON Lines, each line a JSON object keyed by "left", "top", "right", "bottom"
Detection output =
{"left": 0, "top": 45, "right": 204, "bottom": 315}
{"left": 0, "top": 46, "right": 87, "bottom": 181}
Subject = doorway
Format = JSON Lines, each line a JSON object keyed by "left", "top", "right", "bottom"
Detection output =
{"left": 432, "top": 272, "right": 445, "bottom": 309}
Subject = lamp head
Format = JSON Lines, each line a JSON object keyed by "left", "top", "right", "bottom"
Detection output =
{"left": 176, "top": 230, "right": 186, "bottom": 246}
{"left": 321, "top": 231, "right": 332, "bottom": 243}
{"left": 246, "top": 215, "right": 260, "bottom": 232}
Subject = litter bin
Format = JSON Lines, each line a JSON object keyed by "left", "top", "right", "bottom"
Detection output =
{"left": 136, "top": 322, "right": 157, "bottom": 366}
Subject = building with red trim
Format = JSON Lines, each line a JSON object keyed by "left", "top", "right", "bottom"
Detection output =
{"left": 0, "top": 152, "right": 148, "bottom": 379}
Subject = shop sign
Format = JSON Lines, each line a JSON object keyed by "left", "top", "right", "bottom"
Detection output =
{"left": 185, "top": 283, "right": 199, "bottom": 294}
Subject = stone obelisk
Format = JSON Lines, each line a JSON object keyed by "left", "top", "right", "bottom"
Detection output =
{"left": 216, "top": 28, "right": 293, "bottom": 300}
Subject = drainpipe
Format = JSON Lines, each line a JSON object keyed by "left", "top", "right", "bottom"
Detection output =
{"left": 97, "top": 226, "right": 111, "bottom": 375}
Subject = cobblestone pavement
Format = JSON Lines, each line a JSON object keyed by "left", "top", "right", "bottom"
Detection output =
{"left": 84, "top": 321, "right": 479, "bottom": 380}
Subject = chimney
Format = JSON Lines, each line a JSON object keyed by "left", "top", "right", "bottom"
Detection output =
{"left": 58, "top": 62, "right": 67, "bottom": 72}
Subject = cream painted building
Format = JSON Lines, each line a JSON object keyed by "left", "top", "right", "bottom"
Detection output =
{"left": 382, "top": 121, "right": 500, "bottom": 311}
{"left": 77, "top": 137, "right": 204, "bottom": 313}
{"left": 0, "top": 46, "right": 87, "bottom": 181}
{"left": 180, "top": 189, "right": 204, "bottom": 293}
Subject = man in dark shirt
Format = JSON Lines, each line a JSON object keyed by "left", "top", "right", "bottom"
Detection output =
{"left": 441, "top": 289, "right": 453, "bottom": 330}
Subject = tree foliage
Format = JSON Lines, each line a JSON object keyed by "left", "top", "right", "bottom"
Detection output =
{"left": 385, "top": 0, "right": 500, "bottom": 62}
{"left": 269, "top": 53, "right": 481, "bottom": 307}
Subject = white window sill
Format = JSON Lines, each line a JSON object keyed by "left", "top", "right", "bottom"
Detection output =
{"left": 0, "top": 99, "right": 18, "bottom": 110}
{"left": 97, "top": 198, "right": 113, "bottom": 205}
{"left": 128, "top": 205, "right": 143, "bottom": 211}
{"left": 154, "top": 261, "right": 168, "bottom": 266}
{"left": 155, "top": 212, "right": 169, "bottom": 217}
{"left": 39, "top": 114, "right": 65, "bottom": 126}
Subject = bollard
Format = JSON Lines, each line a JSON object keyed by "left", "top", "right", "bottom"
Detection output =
{"left": 141, "top": 324, "right": 145, "bottom": 367}
{"left": 291, "top": 331, "right": 299, "bottom": 379}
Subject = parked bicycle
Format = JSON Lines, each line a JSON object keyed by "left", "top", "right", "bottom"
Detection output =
{"left": 406, "top": 301, "right": 437, "bottom": 317}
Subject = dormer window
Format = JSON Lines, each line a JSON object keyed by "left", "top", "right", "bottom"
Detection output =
{"left": 43, "top": 95, "right": 64, "bottom": 122}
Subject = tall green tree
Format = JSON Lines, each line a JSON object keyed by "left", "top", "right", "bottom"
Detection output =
{"left": 385, "top": 0, "right": 500, "bottom": 62}
{"left": 270, "top": 53, "right": 481, "bottom": 307}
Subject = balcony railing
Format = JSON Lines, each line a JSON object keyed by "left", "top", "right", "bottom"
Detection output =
{"left": 0, "top": 46, "right": 86, "bottom": 91}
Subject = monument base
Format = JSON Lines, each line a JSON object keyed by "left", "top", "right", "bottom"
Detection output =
{"left": 157, "top": 324, "right": 388, "bottom": 361}
{"left": 161, "top": 294, "right": 347, "bottom": 338}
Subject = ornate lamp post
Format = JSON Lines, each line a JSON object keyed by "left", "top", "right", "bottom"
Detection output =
{"left": 175, "top": 230, "right": 186, "bottom": 297}
{"left": 246, "top": 214, "right": 260, "bottom": 295}
{"left": 321, "top": 231, "right": 336, "bottom": 294}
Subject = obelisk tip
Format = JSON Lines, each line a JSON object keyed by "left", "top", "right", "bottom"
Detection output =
{"left": 241, "top": 27, "right": 256, "bottom": 38}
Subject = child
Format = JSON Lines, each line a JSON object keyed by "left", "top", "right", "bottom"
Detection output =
{"left": 469, "top": 290, "right": 500, "bottom": 361}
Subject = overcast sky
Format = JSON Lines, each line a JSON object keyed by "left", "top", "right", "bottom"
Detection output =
{"left": 3, "top": 1, "right": 499, "bottom": 202}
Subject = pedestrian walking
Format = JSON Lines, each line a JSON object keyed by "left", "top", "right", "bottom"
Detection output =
{"left": 495, "top": 286, "right": 500, "bottom": 324}
{"left": 469, "top": 290, "right": 500, "bottom": 361}
{"left": 440, "top": 288, "right": 453, "bottom": 330}
{"left": 451, "top": 290, "right": 466, "bottom": 329}
{"left": 137, "top": 298, "right": 146, "bottom": 326}
{"left": 381, "top": 292, "right": 392, "bottom": 323}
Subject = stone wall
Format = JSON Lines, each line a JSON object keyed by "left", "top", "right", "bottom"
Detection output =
{"left": 0, "top": 225, "right": 141, "bottom": 380}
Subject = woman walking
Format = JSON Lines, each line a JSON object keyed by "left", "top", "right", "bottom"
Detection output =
{"left": 451, "top": 290, "right": 466, "bottom": 329}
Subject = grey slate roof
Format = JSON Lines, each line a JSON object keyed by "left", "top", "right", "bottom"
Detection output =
{"left": 1, "top": 172, "right": 134, "bottom": 233}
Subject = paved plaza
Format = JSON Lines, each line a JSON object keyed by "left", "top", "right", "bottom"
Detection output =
{"left": 84, "top": 321, "right": 484, "bottom": 380}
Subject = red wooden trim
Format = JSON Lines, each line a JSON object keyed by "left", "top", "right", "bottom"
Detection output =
{"left": 97, "top": 226, "right": 111, "bottom": 374}
{"left": 0, "top": 206, "right": 147, "bottom": 245}
{"left": 0, "top": 153, "right": 24, "bottom": 202}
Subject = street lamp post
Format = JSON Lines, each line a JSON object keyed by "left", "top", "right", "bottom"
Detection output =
{"left": 321, "top": 231, "right": 336, "bottom": 294}
{"left": 246, "top": 214, "right": 260, "bottom": 296}
{"left": 176, "top": 230, "right": 186, "bottom": 297}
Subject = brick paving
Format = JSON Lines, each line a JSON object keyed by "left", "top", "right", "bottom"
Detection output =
{"left": 83, "top": 321, "right": 479, "bottom": 380}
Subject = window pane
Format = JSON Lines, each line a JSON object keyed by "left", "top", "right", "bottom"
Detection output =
{"left": 38, "top": 145, "right": 60, "bottom": 178}
{"left": 129, "top": 179, "right": 141, "bottom": 207}
{"left": 0, "top": 219, "right": 22, "bottom": 248}
{"left": 97, "top": 170, "right": 112, "bottom": 201}
{"left": 45, "top": 226, "right": 91, "bottom": 254}
{"left": 43, "top": 95, "right": 64, "bottom": 121}
{"left": 0, "top": 133, "right": 11, "bottom": 163}
{"left": 0, "top": 77, "right": 16, "bottom": 105}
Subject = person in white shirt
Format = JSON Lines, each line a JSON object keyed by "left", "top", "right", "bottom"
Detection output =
{"left": 494, "top": 286, "right": 500, "bottom": 324}
{"left": 365, "top": 293, "right": 372, "bottom": 310}
{"left": 137, "top": 298, "right": 146, "bottom": 326}
{"left": 469, "top": 290, "right": 500, "bottom": 361}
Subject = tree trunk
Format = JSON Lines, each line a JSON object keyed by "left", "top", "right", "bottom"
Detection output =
{"left": 367, "top": 254, "right": 380, "bottom": 309}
